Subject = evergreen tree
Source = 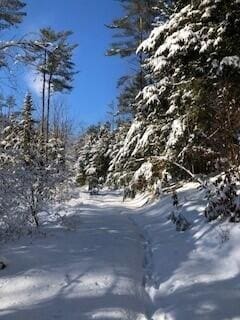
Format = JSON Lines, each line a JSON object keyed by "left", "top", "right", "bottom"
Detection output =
{"left": 20, "top": 27, "right": 77, "bottom": 143}
{"left": 21, "top": 93, "right": 35, "bottom": 162}
{"left": 0, "top": 92, "right": 70, "bottom": 232}
{"left": 106, "top": 0, "right": 168, "bottom": 59}
{"left": 135, "top": 0, "right": 240, "bottom": 176}
{"left": 0, "top": 0, "right": 25, "bottom": 30}
{"left": 106, "top": 0, "right": 165, "bottom": 118}
{"left": 42, "top": 28, "right": 77, "bottom": 143}
{"left": 5, "top": 95, "right": 16, "bottom": 118}
{"left": 0, "top": 0, "right": 26, "bottom": 68}
{"left": 76, "top": 124, "right": 112, "bottom": 187}
{"left": 106, "top": 121, "right": 131, "bottom": 187}
{"left": 103, "top": 0, "right": 240, "bottom": 190}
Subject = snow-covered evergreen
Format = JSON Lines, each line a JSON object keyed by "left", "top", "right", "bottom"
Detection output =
{"left": 76, "top": 123, "right": 113, "bottom": 188}
{"left": 136, "top": 0, "right": 240, "bottom": 174}
{"left": 0, "top": 93, "right": 71, "bottom": 236}
{"left": 97, "top": 0, "right": 240, "bottom": 191}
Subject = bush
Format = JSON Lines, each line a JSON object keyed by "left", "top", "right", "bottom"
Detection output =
{"left": 168, "top": 191, "right": 191, "bottom": 232}
{"left": 204, "top": 172, "right": 240, "bottom": 222}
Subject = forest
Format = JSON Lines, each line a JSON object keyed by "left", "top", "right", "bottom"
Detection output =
{"left": 76, "top": 0, "right": 240, "bottom": 223}
{"left": 0, "top": 1, "right": 240, "bottom": 319}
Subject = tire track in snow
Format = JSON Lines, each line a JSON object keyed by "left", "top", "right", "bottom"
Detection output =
{"left": 125, "top": 213, "right": 156, "bottom": 320}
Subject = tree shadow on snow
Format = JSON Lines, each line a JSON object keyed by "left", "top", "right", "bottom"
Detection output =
{"left": 0, "top": 199, "right": 146, "bottom": 320}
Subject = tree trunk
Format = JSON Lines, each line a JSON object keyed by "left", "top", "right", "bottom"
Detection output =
{"left": 41, "top": 49, "right": 47, "bottom": 138}
{"left": 139, "top": 15, "right": 144, "bottom": 91}
{"left": 46, "top": 74, "right": 52, "bottom": 144}
{"left": 30, "top": 188, "right": 39, "bottom": 227}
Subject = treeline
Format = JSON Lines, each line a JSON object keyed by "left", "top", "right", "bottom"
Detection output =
{"left": 0, "top": 1, "right": 77, "bottom": 236}
{"left": 76, "top": 0, "right": 240, "bottom": 192}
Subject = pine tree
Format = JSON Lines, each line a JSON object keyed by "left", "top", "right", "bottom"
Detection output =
{"left": 76, "top": 124, "right": 112, "bottom": 187}
{"left": 105, "top": 0, "right": 240, "bottom": 190}
{"left": 20, "top": 27, "right": 77, "bottom": 144}
{"left": 106, "top": 0, "right": 168, "bottom": 59}
{"left": 21, "top": 93, "right": 35, "bottom": 162}
{"left": 5, "top": 95, "right": 16, "bottom": 118}
{"left": 0, "top": 0, "right": 26, "bottom": 30}
{"left": 106, "top": 0, "right": 165, "bottom": 118}
{"left": 41, "top": 28, "right": 77, "bottom": 143}
{"left": 0, "top": 0, "right": 26, "bottom": 68}
{"left": 117, "top": 72, "right": 144, "bottom": 118}
{"left": 136, "top": 0, "right": 240, "bottom": 176}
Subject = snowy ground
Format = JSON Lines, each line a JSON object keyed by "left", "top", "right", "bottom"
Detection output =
{"left": 131, "top": 183, "right": 240, "bottom": 320}
{"left": 1, "top": 184, "right": 240, "bottom": 319}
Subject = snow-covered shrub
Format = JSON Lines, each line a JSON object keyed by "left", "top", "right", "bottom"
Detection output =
{"left": 204, "top": 172, "right": 240, "bottom": 222}
{"left": 168, "top": 211, "right": 191, "bottom": 232}
{"left": 168, "top": 191, "right": 191, "bottom": 232}
{"left": 0, "top": 94, "right": 70, "bottom": 237}
{"left": 176, "top": 213, "right": 191, "bottom": 232}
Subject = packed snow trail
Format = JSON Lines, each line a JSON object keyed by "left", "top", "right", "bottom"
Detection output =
{"left": 0, "top": 190, "right": 151, "bottom": 320}
{"left": 2, "top": 186, "right": 240, "bottom": 320}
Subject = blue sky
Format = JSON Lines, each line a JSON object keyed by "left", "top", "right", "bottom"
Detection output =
{"left": 6, "top": 0, "right": 128, "bottom": 129}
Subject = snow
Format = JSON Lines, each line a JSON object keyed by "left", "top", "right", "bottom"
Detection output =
{"left": 137, "top": 24, "right": 166, "bottom": 53}
{"left": 199, "top": 39, "right": 214, "bottom": 53}
{"left": 141, "top": 85, "right": 160, "bottom": 105}
{"left": 137, "top": 5, "right": 193, "bottom": 55}
{"left": 201, "top": 7, "right": 213, "bottom": 19}
{"left": 0, "top": 190, "right": 149, "bottom": 320}
{"left": 165, "top": 117, "right": 186, "bottom": 155}
{"left": 133, "top": 161, "right": 153, "bottom": 183}
{"left": 109, "top": 121, "right": 142, "bottom": 170}
{"left": 131, "top": 182, "right": 240, "bottom": 319}
{"left": 155, "top": 26, "right": 195, "bottom": 58}
{"left": 132, "top": 126, "right": 155, "bottom": 156}
{"left": 220, "top": 56, "right": 240, "bottom": 70}
{"left": 201, "top": 0, "right": 212, "bottom": 6}
{"left": 86, "top": 167, "right": 97, "bottom": 175}
{"left": 1, "top": 184, "right": 240, "bottom": 319}
{"left": 152, "top": 56, "right": 167, "bottom": 74}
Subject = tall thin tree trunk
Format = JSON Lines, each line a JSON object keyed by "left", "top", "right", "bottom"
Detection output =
{"left": 0, "top": 104, "right": 2, "bottom": 136}
{"left": 46, "top": 74, "right": 52, "bottom": 144}
{"left": 41, "top": 50, "right": 47, "bottom": 138}
{"left": 139, "top": 15, "right": 144, "bottom": 91}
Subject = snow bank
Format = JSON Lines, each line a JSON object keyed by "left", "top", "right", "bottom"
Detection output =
{"left": 130, "top": 182, "right": 240, "bottom": 319}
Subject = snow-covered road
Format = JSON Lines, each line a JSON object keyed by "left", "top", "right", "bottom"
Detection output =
{"left": 0, "top": 191, "right": 151, "bottom": 320}
{"left": 1, "top": 186, "right": 240, "bottom": 320}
